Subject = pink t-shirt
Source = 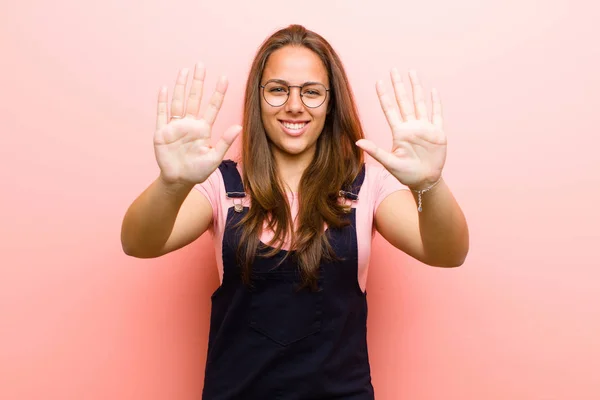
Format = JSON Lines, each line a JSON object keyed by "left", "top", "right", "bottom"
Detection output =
{"left": 195, "top": 162, "right": 406, "bottom": 292}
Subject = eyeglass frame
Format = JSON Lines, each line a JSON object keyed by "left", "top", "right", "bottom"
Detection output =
{"left": 259, "top": 79, "right": 330, "bottom": 109}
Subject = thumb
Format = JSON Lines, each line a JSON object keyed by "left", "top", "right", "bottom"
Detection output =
{"left": 355, "top": 139, "right": 394, "bottom": 167}
{"left": 215, "top": 124, "right": 243, "bottom": 159}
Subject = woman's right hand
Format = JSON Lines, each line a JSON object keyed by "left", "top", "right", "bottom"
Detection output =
{"left": 154, "top": 62, "right": 242, "bottom": 186}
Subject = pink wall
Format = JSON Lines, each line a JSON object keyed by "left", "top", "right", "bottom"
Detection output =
{"left": 2, "top": 0, "right": 599, "bottom": 398}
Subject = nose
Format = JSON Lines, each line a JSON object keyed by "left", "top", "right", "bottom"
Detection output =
{"left": 285, "top": 87, "right": 304, "bottom": 113}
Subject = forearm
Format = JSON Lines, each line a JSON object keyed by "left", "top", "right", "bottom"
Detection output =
{"left": 412, "top": 178, "right": 469, "bottom": 267}
{"left": 121, "top": 176, "right": 194, "bottom": 257}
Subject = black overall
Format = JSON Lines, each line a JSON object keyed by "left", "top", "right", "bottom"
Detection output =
{"left": 202, "top": 160, "right": 374, "bottom": 399}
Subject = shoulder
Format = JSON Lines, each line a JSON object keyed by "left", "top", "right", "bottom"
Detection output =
{"left": 193, "top": 160, "right": 242, "bottom": 227}
{"left": 360, "top": 162, "right": 407, "bottom": 209}
{"left": 364, "top": 161, "right": 387, "bottom": 178}
{"left": 363, "top": 162, "right": 406, "bottom": 188}
{"left": 194, "top": 161, "right": 233, "bottom": 202}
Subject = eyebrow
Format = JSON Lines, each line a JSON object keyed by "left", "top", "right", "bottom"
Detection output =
{"left": 264, "top": 78, "right": 326, "bottom": 86}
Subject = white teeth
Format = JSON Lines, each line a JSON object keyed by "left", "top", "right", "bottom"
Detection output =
{"left": 282, "top": 122, "right": 307, "bottom": 130}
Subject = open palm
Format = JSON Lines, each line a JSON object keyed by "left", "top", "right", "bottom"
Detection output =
{"left": 154, "top": 63, "right": 241, "bottom": 185}
{"left": 356, "top": 69, "right": 447, "bottom": 190}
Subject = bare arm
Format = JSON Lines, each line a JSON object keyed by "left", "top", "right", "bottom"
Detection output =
{"left": 120, "top": 178, "right": 212, "bottom": 258}
{"left": 375, "top": 180, "right": 469, "bottom": 267}
{"left": 121, "top": 62, "right": 240, "bottom": 258}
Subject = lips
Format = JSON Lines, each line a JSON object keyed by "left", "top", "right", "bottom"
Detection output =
{"left": 279, "top": 120, "right": 310, "bottom": 137}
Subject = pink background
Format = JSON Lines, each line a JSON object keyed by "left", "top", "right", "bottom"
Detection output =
{"left": 2, "top": 0, "right": 599, "bottom": 399}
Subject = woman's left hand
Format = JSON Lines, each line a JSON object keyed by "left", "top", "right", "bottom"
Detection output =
{"left": 356, "top": 69, "right": 447, "bottom": 190}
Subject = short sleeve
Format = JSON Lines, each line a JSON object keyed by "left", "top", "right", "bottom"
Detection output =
{"left": 371, "top": 163, "right": 408, "bottom": 213}
{"left": 194, "top": 169, "right": 223, "bottom": 229}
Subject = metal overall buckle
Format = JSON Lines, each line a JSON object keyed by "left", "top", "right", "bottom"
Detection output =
{"left": 226, "top": 192, "right": 246, "bottom": 213}
{"left": 338, "top": 190, "right": 359, "bottom": 213}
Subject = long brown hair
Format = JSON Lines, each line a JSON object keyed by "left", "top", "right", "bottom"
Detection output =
{"left": 238, "top": 24, "right": 365, "bottom": 289}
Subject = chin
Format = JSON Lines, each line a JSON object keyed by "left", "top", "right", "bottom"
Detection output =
{"left": 272, "top": 140, "right": 313, "bottom": 158}
{"left": 282, "top": 145, "right": 309, "bottom": 156}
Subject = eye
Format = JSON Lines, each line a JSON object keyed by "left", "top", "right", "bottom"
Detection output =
{"left": 302, "top": 84, "right": 325, "bottom": 98}
{"left": 302, "top": 89, "right": 322, "bottom": 98}
{"left": 265, "top": 83, "right": 289, "bottom": 95}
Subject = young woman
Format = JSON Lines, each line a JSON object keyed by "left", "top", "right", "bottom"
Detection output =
{"left": 121, "top": 24, "right": 469, "bottom": 400}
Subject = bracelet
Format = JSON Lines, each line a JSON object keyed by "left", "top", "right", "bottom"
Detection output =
{"left": 410, "top": 177, "right": 442, "bottom": 212}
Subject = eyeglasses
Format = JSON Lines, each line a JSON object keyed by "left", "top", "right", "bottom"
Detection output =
{"left": 260, "top": 80, "right": 330, "bottom": 108}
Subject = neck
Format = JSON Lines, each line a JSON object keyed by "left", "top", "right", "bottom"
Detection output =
{"left": 271, "top": 147, "right": 315, "bottom": 193}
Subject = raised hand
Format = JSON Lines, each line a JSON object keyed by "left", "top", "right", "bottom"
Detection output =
{"left": 154, "top": 63, "right": 242, "bottom": 186}
{"left": 356, "top": 69, "right": 447, "bottom": 190}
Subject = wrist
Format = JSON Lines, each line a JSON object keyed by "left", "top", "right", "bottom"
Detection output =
{"left": 409, "top": 176, "right": 443, "bottom": 213}
{"left": 157, "top": 174, "right": 195, "bottom": 196}
{"left": 408, "top": 176, "right": 443, "bottom": 192}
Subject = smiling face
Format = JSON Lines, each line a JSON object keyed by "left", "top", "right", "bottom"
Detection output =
{"left": 260, "top": 45, "right": 330, "bottom": 165}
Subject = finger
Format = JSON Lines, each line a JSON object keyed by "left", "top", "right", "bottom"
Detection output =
{"left": 170, "top": 68, "right": 189, "bottom": 119}
{"left": 376, "top": 80, "right": 403, "bottom": 132}
{"left": 431, "top": 88, "right": 443, "bottom": 128}
{"left": 214, "top": 124, "right": 242, "bottom": 160}
{"left": 409, "top": 70, "right": 428, "bottom": 121}
{"left": 185, "top": 62, "right": 206, "bottom": 118}
{"left": 203, "top": 76, "right": 228, "bottom": 126}
{"left": 390, "top": 68, "right": 414, "bottom": 121}
{"left": 355, "top": 139, "right": 396, "bottom": 168}
{"left": 156, "top": 86, "right": 168, "bottom": 130}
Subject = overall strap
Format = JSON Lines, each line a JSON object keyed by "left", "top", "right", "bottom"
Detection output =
{"left": 338, "top": 164, "right": 366, "bottom": 201}
{"left": 218, "top": 160, "right": 246, "bottom": 198}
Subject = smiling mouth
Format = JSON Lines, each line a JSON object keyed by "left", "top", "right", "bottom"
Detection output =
{"left": 278, "top": 120, "right": 310, "bottom": 137}
{"left": 280, "top": 121, "right": 309, "bottom": 130}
